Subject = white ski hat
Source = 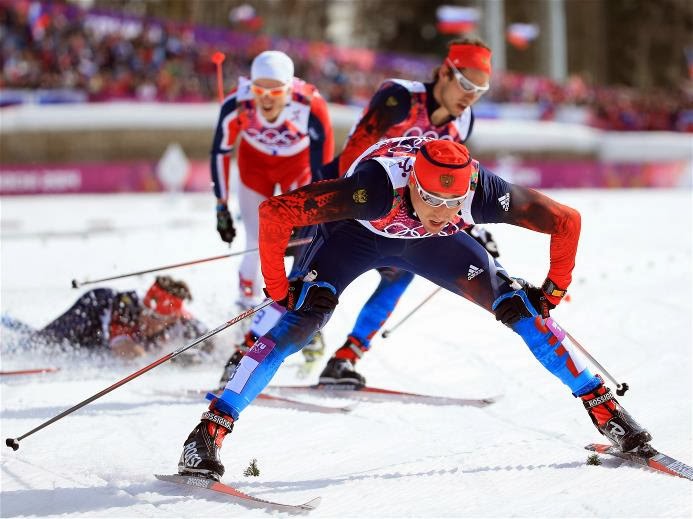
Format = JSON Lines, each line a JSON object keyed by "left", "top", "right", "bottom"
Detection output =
{"left": 251, "top": 51, "right": 294, "bottom": 85}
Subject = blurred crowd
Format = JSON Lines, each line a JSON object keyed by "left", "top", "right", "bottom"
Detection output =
{"left": 1, "top": 1, "right": 690, "bottom": 132}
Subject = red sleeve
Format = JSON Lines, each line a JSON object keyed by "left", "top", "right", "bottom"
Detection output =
{"left": 502, "top": 187, "right": 580, "bottom": 305}
{"left": 258, "top": 180, "right": 353, "bottom": 300}
{"left": 258, "top": 170, "right": 392, "bottom": 300}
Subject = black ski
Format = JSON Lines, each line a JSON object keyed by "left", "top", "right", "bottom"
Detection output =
{"left": 155, "top": 474, "right": 320, "bottom": 513}
{"left": 586, "top": 443, "right": 693, "bottom": 481}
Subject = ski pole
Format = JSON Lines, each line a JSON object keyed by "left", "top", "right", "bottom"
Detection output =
{"left": 5, "top": 299, "right": 274, "bottom": 451}
{"left": 495, "top": 271, "right": 629, "bottom": 396}
{"left": 71, "top": 236, "right": 313, "bottom": 288}
{"left": 211, "top": 51, "right": 226, "bottom": 103}
{"left": 0, "top": 368, "right": 60, "bottom": 376}
{"left": 381, "top": 286, "right": 443, "bottom": 338}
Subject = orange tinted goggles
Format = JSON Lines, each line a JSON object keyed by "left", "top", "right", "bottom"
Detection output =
{"left": 251, "top": 83, "right": 289, "bottom": 97}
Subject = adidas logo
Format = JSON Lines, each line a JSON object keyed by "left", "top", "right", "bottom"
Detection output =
{"left": 467, "top": 265, "right": 484, "bottom": 280}
{"left": 498, "top": 193, "right": 510, "bottom": 211}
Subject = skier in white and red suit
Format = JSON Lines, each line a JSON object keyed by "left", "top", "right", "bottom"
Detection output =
{"left": 211, "top": 50, "right": 334, "bottom": 310}
{"left": 177, "top": 136, "right": 652, "bottom": 481}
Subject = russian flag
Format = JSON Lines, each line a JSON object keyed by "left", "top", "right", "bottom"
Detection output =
{"left": 229, "top": 4, "right": 263, "bottom": 31}
{"left": 436, "top": 5, "right": 480, "bottom": 35}
{"left": 506, "top": 23, "right": 540, "bottom": 50}
{"left": 28, "top": 1, "right": 51, "bottom": 41}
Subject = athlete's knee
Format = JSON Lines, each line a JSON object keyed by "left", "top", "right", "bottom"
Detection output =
{"left": 378, "top": 267, "right": 414, "bottom": 284}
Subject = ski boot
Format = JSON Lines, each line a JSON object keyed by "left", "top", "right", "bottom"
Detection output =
{"left": 581, "top": 377, "right": 652, "bottom": 452}
{"left": 178, "top": 401, "right": 234, "bottom": 481}
{"left": 318, "top": 336, "right": 367, "bottom": 387}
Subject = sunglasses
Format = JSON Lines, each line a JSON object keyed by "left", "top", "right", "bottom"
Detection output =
{"left": 251, "top": 83, "right": 289, "bottom": 97}
{"left": 411, "top": 170, "right": 467, "bottom": 208}
{"left": 446, "top": 59, "right": 489, "bottom": 96}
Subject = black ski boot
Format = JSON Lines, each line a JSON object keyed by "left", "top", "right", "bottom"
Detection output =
{"left": 319, "top": 337, "right": 367, "bottom": 387}
{"left": 581, "top": 378, "right": 652, "bottom": 452}
{"left": 319, "top": 357, "right": 365, "bottom": 386}
{"left": 178, "top": 402, "right": 234, "bottom": 481}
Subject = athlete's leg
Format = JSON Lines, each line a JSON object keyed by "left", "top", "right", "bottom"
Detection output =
{"left": 37, "top": 288, "right": 117, "bottom": 349}
{"left": 214, "top": 221, "right": 385, "bottom": 418}
{"left": 347, "top": 267, "right": 415, "bottom": 348}
{"left": 318, "top": 267, "right": 415, "bottom": 386}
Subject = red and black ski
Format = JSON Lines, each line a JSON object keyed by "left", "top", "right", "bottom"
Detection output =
{"left": 586, "top": 443, "right": 693, "bottom": 481}
{"left": 155, "top": 473, "right": 320, "bottom": 513}
{"left": 269, "top": 384, "right": 498, "bottom": 407}
{"left": 153, "top": 388, "right": 353, "bottom": 414}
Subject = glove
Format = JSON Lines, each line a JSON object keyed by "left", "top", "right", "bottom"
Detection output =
{"left": 270, "top": 276, "right": 338, "bottom": 313}
{"left": 494, "top": 278, "right": 556, "bottom": 326}
{"left": 521, "top": 279, "right": 556, "bottom": 319}
{"left": 467, "top": 225, "right": 499, "bottom": 258}
{"left": 216, "top": 204, "right": 236, "bottom": 244}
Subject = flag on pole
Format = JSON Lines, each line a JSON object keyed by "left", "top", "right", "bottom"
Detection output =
{"left": 436, "top": 5, "right": 480, "bottom": 35}
{"left": 506, "top": 23, "right": 540, "bottom": 50}
{"left": 229, "top": 4, "right": 263, "bottom": 31}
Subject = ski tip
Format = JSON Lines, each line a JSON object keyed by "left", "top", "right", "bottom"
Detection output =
{"left": 299, "top": 496, "right": 321, "bottom": 510}
{"left": 481, "top": 394, "right": 503, "bottom": 406}
{"left": 585, "top": 443, "right": 610, "bottom": 453}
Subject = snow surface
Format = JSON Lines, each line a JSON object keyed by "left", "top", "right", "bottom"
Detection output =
{"left": 1, "top": 189, "right": 691, "bottom": 518}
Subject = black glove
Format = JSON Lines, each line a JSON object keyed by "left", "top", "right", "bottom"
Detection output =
{"left": 467, "top": 225, "right": 500, "bottom": 258}
{"left": 271, "top": 278, "right": 338, "bottom": 313}
{"left": 216, "top": 204, "right": 236, "bottom": 244}
{"left": 494, "top": 279, "right": 555, "bottom": 326}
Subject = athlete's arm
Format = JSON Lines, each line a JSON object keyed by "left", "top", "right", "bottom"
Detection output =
{"left": 259, "top": 161, "right": 393, "bottom": 300}
{"left": 210, "top": 92, "right": 241, "bottom": 202}
{"left": 338, "top": 82, "right": 412, "bottom": 174}
{"left": 472, "top": 165, "right": 580, "bottom": 304}
{"left": 307, "top": 91, "right": 335, "bottom": 181}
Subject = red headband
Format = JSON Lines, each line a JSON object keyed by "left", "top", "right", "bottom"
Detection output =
{"left": 143, "top": 283, "right": 187, "bottom": 317}
{"left": 446, "top": 44, "right": 492, "bottom": 75}
{"left": 413, "top": 140, "right": 473, "bottom": 196}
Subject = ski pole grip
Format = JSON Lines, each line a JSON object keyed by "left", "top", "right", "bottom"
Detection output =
{"left": 6, "top": 438, "right": 19, "bottom": 451}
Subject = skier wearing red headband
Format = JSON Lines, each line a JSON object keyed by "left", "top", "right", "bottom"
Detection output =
{"left": 177, "top": 137, "right": 652, "bottom": 481}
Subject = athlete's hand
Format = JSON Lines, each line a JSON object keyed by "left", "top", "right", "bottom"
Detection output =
{"left": 270, "top": 276, "right": 338, "bottom": 313}
{"left": 494, "top": 278, "right": 555, "bottom": 326}
{"left": 216, "top": 204, "right": 236, "bottom": 244}
{"left": 520, "top": 279, "right": 555, "bottom": 319}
